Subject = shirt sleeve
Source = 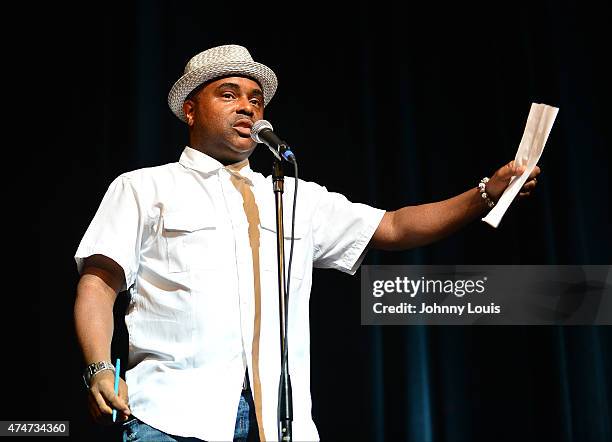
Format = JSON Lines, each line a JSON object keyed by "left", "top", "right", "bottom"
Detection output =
{"left": 74, "top": 175, "right": 144, "bottom": 291}
{"left": 311, "top": 186, "right": 385, "bottom": 275}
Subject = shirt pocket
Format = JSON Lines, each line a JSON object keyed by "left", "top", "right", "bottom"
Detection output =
{"left": 163, "top": 210, "right": 217, "bottom": 273}
{"left": 259, "top": 219, "right": 307, "bottom": 280}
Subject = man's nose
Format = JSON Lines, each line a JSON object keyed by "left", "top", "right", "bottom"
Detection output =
{"left": 236, "top": 96, "right": 255, "bottom": 117}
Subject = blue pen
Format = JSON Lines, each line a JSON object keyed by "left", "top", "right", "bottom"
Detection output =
{"left": 112, "top": 358, "right": 120, "bottom": 422}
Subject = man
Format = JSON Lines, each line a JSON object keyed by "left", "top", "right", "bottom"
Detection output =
{"left": 74, "top": 44, "right": 539, "bottom": 441}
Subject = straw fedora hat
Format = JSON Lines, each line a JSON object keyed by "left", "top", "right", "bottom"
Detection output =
{"left": 168, "top": 44, "right": 278, "bottom": 123}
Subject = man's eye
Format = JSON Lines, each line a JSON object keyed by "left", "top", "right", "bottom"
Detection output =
{"left": 250, "top": 99, "right": 261, "bottom": 106}
{"left": 222, "top": 93, "right": 235, "bottom": 99}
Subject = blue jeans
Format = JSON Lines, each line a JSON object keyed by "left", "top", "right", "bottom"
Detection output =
{"left": 122, "top": 389, "right": 258, "bottom": 441}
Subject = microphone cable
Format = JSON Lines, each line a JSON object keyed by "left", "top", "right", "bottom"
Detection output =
{"left": 284, "top": 155, "right": 297, "bottom": 363}
{"left": 278, "top": 152, "right": 297, "bottom": 441}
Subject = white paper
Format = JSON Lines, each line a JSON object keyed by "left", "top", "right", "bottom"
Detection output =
{"left": 482, "top": 103, "right": 559, "bottom": 228}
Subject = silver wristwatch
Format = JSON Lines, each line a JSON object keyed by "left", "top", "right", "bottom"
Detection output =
{"left": 82, "top": 361, "right": 115, "bottom": 389}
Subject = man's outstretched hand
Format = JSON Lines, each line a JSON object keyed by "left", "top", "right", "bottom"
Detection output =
{"left": 486, "top": 160, "right": 541, "bottom": 202}
{"left": 371, "top": 159, "right": 542, "bottom": 250}
{"left": 87, "top": 370, "right": 131, "bottom": 425}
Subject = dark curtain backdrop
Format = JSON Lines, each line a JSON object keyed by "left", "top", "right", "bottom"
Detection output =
{"left": 30, "top": 1, "right": 611, "bottom": 441}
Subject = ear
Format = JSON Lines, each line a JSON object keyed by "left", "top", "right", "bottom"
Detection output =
{"left": 183, "top": 99, "right": 195, "bottom": 126}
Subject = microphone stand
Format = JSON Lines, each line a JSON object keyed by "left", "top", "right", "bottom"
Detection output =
{"left": 272, "top": 156, "right": 293, "bottom": 441}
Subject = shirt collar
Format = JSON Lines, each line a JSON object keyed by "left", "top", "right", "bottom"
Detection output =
{"left": 179, "top": 146, "right": 255, "bottom": 185}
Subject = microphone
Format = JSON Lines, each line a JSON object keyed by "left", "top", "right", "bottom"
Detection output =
{"left": 250, "top": 120, "right": 296, "bottom": 162}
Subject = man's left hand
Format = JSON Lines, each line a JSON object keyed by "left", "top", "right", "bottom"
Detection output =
{"left": 486, "top": 160, "right": 541, "bottom": 202}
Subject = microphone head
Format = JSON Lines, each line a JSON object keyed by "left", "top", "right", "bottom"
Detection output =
{"left": 250, "top": 119, "right": 274, "bottom": 143}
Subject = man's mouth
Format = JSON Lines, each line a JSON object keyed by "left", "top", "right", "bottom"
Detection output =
{"left": 232, "top": 119, "right": 253, "bottom": 137}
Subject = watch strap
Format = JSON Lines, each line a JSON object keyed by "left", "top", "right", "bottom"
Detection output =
{"left": 82, "top": 360, "right": 115, "bottom": 388}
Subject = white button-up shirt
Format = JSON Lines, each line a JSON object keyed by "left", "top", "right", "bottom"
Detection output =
{"left": 75, "top": 147, "right": 385, "bottom": 441}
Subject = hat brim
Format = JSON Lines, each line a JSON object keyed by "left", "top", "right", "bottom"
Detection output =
{"left": 168, "top": 60, "right": 278, "bottom": 122}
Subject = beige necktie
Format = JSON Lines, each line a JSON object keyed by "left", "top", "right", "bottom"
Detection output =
{"left": 227, "top": 161, "right": 266, "bottom": 442}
